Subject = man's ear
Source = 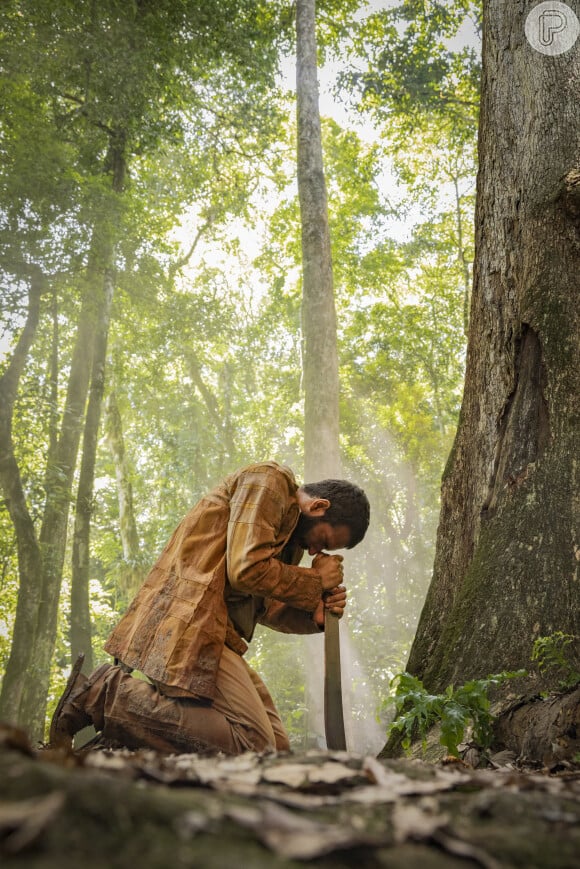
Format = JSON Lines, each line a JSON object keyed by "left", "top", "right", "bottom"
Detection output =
{"left": 297, "top": 488, "right": 331, "bottom": 516}
{"left": 303, "top": 497, "right": 330, "bottom": 517}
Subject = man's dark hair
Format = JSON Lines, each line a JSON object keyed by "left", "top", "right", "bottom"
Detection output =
{"left": 302, "top": 479, "right": 370, "bottom": 548}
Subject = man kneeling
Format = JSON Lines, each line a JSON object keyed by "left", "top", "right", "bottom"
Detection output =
{"left": 50, "top": 462, "right": 370, "bottom": 754}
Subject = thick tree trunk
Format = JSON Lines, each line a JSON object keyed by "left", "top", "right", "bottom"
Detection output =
{"left": 296, "top": 0, "right": 341, "bottom": 482}
{"left": 405, "top": 0, "right": 580, "bottom": 701}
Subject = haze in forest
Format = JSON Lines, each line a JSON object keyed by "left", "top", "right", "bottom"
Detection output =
{"left": 0, "top": 0, "right": 480, "bottom": 749}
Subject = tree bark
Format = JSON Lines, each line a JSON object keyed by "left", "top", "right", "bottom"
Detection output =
{"left": 17, "top": 279, "right": 99, "bottom": 738}
{"left": 0, "top": 268, "right": 46, "bottom": 723}
{"left": 405, "top": 0, "right": 580, "bottom": 701}
{"left": 70, "top": 266, "right": 115, "bottom": 669}
{"left": 296, "top": 0, "right": 341, "bottom": 482}
{"left": 493, "top": 686, "right": 580, "bottom": 765}
{"left": 104, "top": 386, "right": 144, "bottom": 601}
{"left": 296, "top": 0, "right": 344, "bottom": 751}
{"left": 70, "top": 135, "right": 126, "bottom": 668}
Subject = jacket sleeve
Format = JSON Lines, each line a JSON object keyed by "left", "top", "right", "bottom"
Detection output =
{"left": 258, "top": 599, "right": 323, "bottom": 634}
{"left": 226, "top": 466, "right": 323, "bottom": 611}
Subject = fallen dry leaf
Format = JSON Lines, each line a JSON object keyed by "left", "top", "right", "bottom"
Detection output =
{"left": 262, "top": 760, "right": 362, "bottom": 789}
{"left": 391, "top": 798, "right": 449, "bottom": 844}
{"left": 226, "top": 800, "right": 385, "bottom": 859}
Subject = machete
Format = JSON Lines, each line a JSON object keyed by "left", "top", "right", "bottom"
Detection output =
{"left": 324, "top": 607, "right": 347, "bottom": 750}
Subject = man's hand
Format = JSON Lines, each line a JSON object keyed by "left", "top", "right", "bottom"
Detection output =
{"left": 312, "top": 554, "right": 347, "bottom": 627}
{"left": 312, "top": 552, "right": 344, "bottom": 591}
{"left": 313, "top": 585, "right": 347, "bottom": 627}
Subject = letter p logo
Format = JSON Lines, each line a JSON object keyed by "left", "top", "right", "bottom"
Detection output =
{"left": 539, "top": 9, "right": 567, "bottom": 45}
{"left": 525, "top": 2, "right": 580, "bottom": 55}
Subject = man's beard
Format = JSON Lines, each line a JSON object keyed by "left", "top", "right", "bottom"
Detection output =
{"left": 291, "top": 513, "right": 322, "bottom": 550}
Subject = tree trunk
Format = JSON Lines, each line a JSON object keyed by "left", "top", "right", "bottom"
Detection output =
{"left": 493, "top": 686, "right": 580, "bottom": 765}
{"left": 405, "top": 0, "right": 580, "bottom": 703}
{"left": 296, "top": 0, "right": 341, "bottom": 482}
{"left": 296, "top": 0, "right": 343, "bottom": 751}
{"left": 104, "top": 387, "right": 144, "bottom": 601}
{"left": 46, "top": 287, "right": 60, "bottom": 467}
{"left": 70, "top": 267, "right": 115, "bottom": 669}
{"left": 186, "top": 350, "right": 235, "bottom": 471}
{"left": 70, "top": 137, "right": 126, "bottom": 668}
{"left": 0, "top": 269, "right": 46, "bottom": 724}
{"left": 17, "top": 280, "right": 99, "bottom": 738}
{"left": 2, "top": 168, "right": 126, "bottom": 738}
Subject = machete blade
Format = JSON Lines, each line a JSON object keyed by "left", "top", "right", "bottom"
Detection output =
{"left": 324, "top": 609, "right": 346, "bottom": 750}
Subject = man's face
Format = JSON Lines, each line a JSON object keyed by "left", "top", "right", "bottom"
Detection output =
{"left": 293, "top": 515, "right": 351, "bottom": 556}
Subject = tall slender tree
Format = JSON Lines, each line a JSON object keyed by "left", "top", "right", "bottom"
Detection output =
{"left": 296, "top": 0, "right": 341, "bottom": 481}
{"left": 296, "top": 0, "right": 346, "bottom": 749}
{"left": 0, "top": 270, "right": 47, "bottom": 724}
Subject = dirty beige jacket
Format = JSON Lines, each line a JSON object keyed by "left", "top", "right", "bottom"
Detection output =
{"left": 105, "top": 462, "right": 323, "bottom": 699}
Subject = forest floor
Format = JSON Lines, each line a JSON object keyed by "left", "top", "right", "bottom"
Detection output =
{"left": 1, "top": 725, "right": 579, "bottom": 869}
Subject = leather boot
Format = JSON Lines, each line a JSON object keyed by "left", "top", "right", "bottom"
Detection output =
{"left": 49, "top": 654, "right": 111, "bottom": 749}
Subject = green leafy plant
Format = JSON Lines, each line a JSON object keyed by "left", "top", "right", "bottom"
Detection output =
{"left": 386, "top": 670, "right": 526, "bottom": 757}
{"left": 531, "top": 632, "right": 580, "bottom": 689}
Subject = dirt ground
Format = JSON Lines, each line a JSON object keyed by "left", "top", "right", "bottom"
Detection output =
{"left": 1, "top": 725, "right": 580, "bottom": 868}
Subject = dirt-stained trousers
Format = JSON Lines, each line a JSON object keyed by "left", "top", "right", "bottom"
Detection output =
{"left": 81, "top": 645, "right": 290, "bottom": 754}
